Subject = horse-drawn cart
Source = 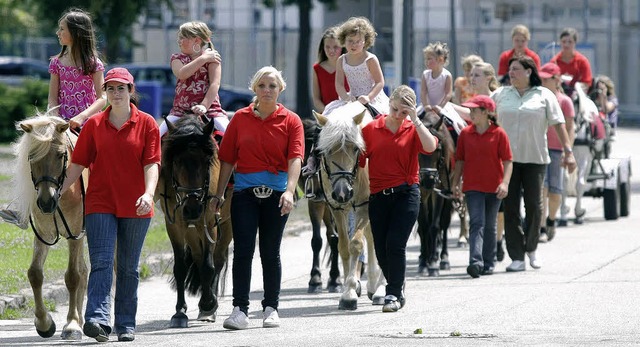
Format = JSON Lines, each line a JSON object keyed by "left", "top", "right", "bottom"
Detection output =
{"left": 583, "top": 156, "right": 632, "bottom": 220}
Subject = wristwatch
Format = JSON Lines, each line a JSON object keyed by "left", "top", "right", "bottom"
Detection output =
{"left": 564, "top": 147, "right": 573, "bottom": 154}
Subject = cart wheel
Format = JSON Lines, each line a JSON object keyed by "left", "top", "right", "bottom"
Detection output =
{"left": 603, "top": 169, "right": 621, "bottom": 220}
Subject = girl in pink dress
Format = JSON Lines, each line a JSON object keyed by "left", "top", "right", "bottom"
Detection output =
{"left": 159, "top": 21, "right": 225, "bottom": 137}
{"left": 48, "top": 8, "right": 106, "bottom": 129}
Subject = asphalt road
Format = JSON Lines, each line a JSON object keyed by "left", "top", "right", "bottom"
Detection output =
{"left": 1, "top": 128, "right": 639, "bottom": 346}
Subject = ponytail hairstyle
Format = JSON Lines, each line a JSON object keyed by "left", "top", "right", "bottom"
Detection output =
{"left": 178, "top": 21, "right": 215, "bottom": 51}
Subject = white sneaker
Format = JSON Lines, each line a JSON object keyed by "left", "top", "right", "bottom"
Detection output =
{"left": 506, "top": 260, "right": 526, "bottom": 272}
{"left": 528, "top": 252, "right": 542, "bottom": 269}
{"left": 263, "top": 306, "right": 280, "bottom": 328}
{"left": 223, "top": 307, "right": 249, "bottom": 330}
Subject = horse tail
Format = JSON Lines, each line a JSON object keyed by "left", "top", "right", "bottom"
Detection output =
{"left": 217, "top": 252, "right": 230, "bottom": 297}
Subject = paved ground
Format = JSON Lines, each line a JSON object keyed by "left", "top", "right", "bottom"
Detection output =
{"left": 0, "top": 128, "right": 638, "bottom": 346}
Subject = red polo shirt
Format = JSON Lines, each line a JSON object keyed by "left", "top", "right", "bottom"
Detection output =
{"left": 361, "top": 115, "right": 435, "bottom": 194}
{"left": 497, "top": 48, "right": 541, "bottom": 76}
{"left": 455, "top": 124, "right": 512, "bottom": 193}
{"left": 551, "top": 51, "right": 593, "bottom": 87}
{"left": 219, "top": 103, "right": 304, "bottom": 173}
{"left": 72, "top": 104, "right": 161, "bottom": 218}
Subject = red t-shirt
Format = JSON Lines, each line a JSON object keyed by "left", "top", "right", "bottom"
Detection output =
{"left": 219, "top": 104, "right": 304, "bottom": 174}
{"left": 361, "top": 116, "right": 435, "bottom": 194}
{"left": 455, "top": 124, "right": 512, "bottom": 193}
{"left": 497, "top": 48, "right": 541, "bottom": 76}
{"left": 72, "top": 104, "right": 161, "bottom": 218}
{"left": 314, "top": 63, "right": 349, "bottom": 106}
{"left": 551, "top": 51, "right": 593, "bottom": 88}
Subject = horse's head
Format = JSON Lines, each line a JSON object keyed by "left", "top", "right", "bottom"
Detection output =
{"left": 18, "top": 114, "right": 70, "bottom": 214}
{"left": 417, "top": 110, "right": 455, "bottom": 192}
{"left": 163, "top": 115, "right": 215, "bottom": 223}
{"left": 314, "top": 102, "right": 369, "bottom": 205}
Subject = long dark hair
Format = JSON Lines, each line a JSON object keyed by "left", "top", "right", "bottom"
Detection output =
{"left": 57, "top": 8, "right": 100, "bottom": 75}
{"left": 508, "top": 56, "right": 541, "bottom": 87}
{"left": 317, "top": 27, "right": 345, "bottom": 63}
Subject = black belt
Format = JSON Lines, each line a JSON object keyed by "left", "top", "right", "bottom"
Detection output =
{"left": 375, "top": 183, "right": 416, "bottom": 196}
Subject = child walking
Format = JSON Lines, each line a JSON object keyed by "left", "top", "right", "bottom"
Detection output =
{"left": 331, "top": 16, "right": 389, "bottom": 116}
{"left": 159, "top": 21, "right": 225, "bottom": 137}
{"left": 420, "top": 42, "right": 453, "bottom": 114}
{"left": 451, "top": 95, "right": 512, "bottom": 278}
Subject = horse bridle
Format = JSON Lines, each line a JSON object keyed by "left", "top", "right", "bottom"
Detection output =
{"left": 318, "top": 147, "right": 368, "bottom": 211}
{"left": 29, "top": 132, "right": 86, "bottom": 246}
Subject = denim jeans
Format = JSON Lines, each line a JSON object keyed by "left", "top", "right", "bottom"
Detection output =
{"left": 504, "top": 163, "right": 546, "bottom": 261}
{"left": 84, "top": 213, "right": 150, "bottom": 335}
{"left": 368, "top": 185, "right": 420, "bottom": 299}
{"left": 230, "top": 188, "right": 288, "bottom": 312}
{"left": 465, "top": 191, "right": 501, "bottom": 271}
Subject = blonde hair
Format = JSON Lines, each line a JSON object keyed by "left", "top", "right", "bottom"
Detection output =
{"left": 249, "top": 66, "right": 286, "bottom": 93}
{"left": 178, "top": 21, "right": 214, "bottom": 50}
{"left": 473, "top": 62, "right": 500, "bottom": 91}
{"left": 595, "top": 75, "right": 616, "bottom": 97}
{"left": 461, "top": 54, "right": 484, "bottom": 73}
{"left": 390, "top": 85, "right": 417, "bottom": 107}
{"left": 338, "top": 17, "right": 377, "bottom": 49}
{"left": 511, "top": 24, "right": 531, "bottom": 41}
{"left": 423, "top": 41, "right": 450, "bottom": 66}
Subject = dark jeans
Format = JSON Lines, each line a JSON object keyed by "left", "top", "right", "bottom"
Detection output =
{"left": 368, "top": 184, "right": 420, "bottom": 299}
{"left": 504, "top": 163, "right": 546, "bottom": 261}
{"left": 230, "top": 188, "right": 288, "bottom": 312}
{"left": 465, "top": 191, "right": 501, "bottom": 270}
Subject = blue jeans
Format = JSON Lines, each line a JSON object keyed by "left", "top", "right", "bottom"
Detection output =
{"left": 84, "top": 214, "right": 150, "bottom": 335}
{"left": 230, "top": 188, "right": 288, "bottom": 312}
{"left": 465, "top": 191, "right": 501, "bottom": 271}
{"left": 368, "top": 185, "right": 420, "bottom": 299}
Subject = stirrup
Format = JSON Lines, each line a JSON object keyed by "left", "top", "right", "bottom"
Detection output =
{"left": 304, "top": 176, "right": 316, "bottom": 199}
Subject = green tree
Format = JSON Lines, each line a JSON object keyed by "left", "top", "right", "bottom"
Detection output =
{"left": 264, "top": 0, "right": 337, "bottom": 117}
{"left": 0, "top": 0, "right": 41, "bottom": 55}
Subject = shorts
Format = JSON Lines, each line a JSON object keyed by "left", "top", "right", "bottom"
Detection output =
{"left": 544, "top": 149, "right": 563, "bottom": 194}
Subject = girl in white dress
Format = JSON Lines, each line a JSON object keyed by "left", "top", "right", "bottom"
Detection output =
{"left": 420, "top": 41, "right": 453, "bottom": 116}
{"left": 328, "top": 16, "right": 389, "bottom": 116}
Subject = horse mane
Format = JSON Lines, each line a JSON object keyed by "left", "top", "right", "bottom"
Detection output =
{"left": 161, "top": 116, "right": 216, "bottom": 176}
{"left": 316, "top": 102, "right": 371, "bottom": 154}
{"left": 12, "top": 110, "right": 69, "bottom": 220}
{"left": 301, "top": 118, "right": 319, "bottom": 160}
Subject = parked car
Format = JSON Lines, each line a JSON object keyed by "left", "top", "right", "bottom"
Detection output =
{"left": 0, "top": 56, "right": 50, "bottom": 86}
{"left": 120, "top": 63, "right": 253, "bottom": 118}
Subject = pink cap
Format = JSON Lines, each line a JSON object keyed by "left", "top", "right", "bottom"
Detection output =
{"left": 461, "top": 94, "right": 496, "bottom": 112}
{"left": 539, "top": 63, "right": 561, "bottom": 79}
{"left": 103, "top": 67, "right": 134, "bottom": 87}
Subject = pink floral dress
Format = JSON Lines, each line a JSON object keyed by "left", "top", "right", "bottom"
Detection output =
{"left": 169, "top": 53, "right": 225, "bottom": 118}
{"left": 48, "top": 57, "right": 104, "bottom": 121}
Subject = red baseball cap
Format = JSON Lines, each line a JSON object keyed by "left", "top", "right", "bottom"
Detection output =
{"left": 461, "top": 95, "right": 495, "bottom": 112}
{"left": 539, "top": 63, "right": 561, "bottom": 79}
{"left": 103, "top": 67, "right": 134, "bottom": 87}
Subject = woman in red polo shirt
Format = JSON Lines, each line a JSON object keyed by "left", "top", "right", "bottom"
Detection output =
{"left": 60, "top": 67, "right": 161, "bottom": 342}
{"left": 361, "top": 85, "right": 437, "bottom": 312}
{"left": 451, "top": 95, "right": 512, "bottom": 278}
{"left": 214, "top": 66, "right": 304, "bottom": 330}
{"left": 550, "top": 27, "right": 593, "bottom": 93}
{"left": 497, "top": 24, "right": 541, "bottom": 85}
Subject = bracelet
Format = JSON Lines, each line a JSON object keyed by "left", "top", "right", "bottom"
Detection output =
{"left": 563, "top": 147, "right": 573, "bottom": 154}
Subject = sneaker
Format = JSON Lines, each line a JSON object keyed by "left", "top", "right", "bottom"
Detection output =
{"left": 466, "top": 264, "right": 481, "bottom": 278}
{"left": 382, "top": 295, "right": 401, "bottom": 312}
{"left": 539, "top": 232, "right": 548, "bottom": 243}
{"left": 481, "top": 267, "right": 494, "bottom": 276}
{"left": 0, "top": 209, "right": 28, "bottom": 230}
{"left": 496, "top": 240, "right": 505, "bottom": 262}
{"left": 506, "top": 260, "right": 526, "bottom": 272}
{"left": 546, "top": 218, "right": 556, "bottom": 241}
{"left": 575, "top": 207, "right": 586, "bottom": 218}
{"left": 262, "top": 306, "right": 280, "bottom": 328}
{"left": 118, "top": 333, "right": 135, "bottom": 342}
{"left": 223, "top": 307, "right": 249, "bottom": 330}
{"left": 527, "top": 251, "right": 541, "bottom": 269}
{"left": 83, "top": 322, "right": 109, "bottom": 342}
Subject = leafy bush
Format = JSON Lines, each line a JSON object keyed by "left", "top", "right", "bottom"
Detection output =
{"left": 0, "top": 80, "right": 49, "bottom": 143}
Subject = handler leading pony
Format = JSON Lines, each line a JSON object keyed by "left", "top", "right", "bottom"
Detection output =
{"left": 314, "top": 102, "right": 385, "bottom": 310}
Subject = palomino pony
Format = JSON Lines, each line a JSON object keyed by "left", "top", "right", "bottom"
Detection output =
{"left": 314, "top": 102, "right": 385, "bottom": 310}
{"left": 157, "top": 115, "right": 233, "bottom": 327}
{"left": 300, "top": 118, "right": 342, "bottom": 294}
{"left": 11, "top": 112, "right": 87, "bottom": 340}
{"left": 416, "top": 109, "right": 459, "bottom": 277}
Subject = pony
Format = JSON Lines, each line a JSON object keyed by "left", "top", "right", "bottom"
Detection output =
{"left": 313, "top": 102, "right": 385, "bottom": 310}
{"left": 10, "top": 111, "right": 88, "bottom": 340}
{"left": 157, "top": 115, "right": 232, "bottom": 328}
{"left": 416, "top": 109, "right": 460, "bottom": 277}
{"left": 300, "top": 118, "right": 342, "bottom": 294}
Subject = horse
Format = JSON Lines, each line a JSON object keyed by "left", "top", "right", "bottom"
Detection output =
{"left": 10, "top": 111, "right": 88, "bottom": 340}
{"left": 157, "top": 115, "right": 233, "bottom": 328}
{"left": 300, "top": 118, "right": 342, "bottom": 294}
{"left": 416, "top": 108, "right": 460, "bottom": 277}
{"left": 313, "top": 102, "right": 385, "bottom": 310}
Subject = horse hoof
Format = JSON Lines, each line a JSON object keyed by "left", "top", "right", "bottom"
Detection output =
{"left": 61, "top": 329, "right": 82, "bottom": 341}
{"left": 370, "top": 294, "right": 385, "bottom": 305}
{"left": 170, "top": 312, "right": 189, "bottom": 328}
{"left": 428, "top": 268, "right": 440, "bottom": 277}
{"left": 440, "top": 261, "right": 451, "bottom": 270}
{"left": 338, "top": 299, "right": 358, "bottom": 310}
{"left": 355, "top": 280, "right": 362, "bottom": 297}
{"left": 197, "top": 310, "right": 216, "bottom": 322}
{"left": 308, "top": 283, "right": 322, "bottom": 294}
{"left": 418, "top": 265, "right": 427, "bottom": 275}
{"left": 327, "top": 282, "right": 343, "bottom": 293}
{"left": 36, "top": 321, "right": 56, "bottom": 338}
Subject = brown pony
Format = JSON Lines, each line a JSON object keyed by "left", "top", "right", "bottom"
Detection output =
{"left": 157, "top": 115, "right": 232, "bottom": 327}
{"left": 10, "top": 112, "right": 88, "bottom": 340}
